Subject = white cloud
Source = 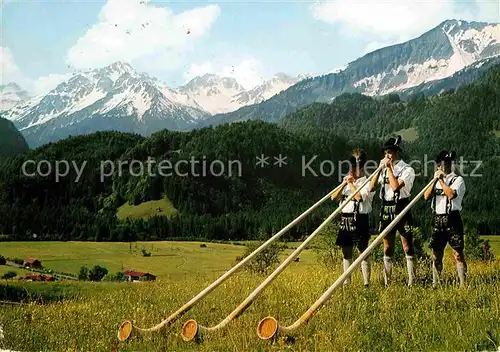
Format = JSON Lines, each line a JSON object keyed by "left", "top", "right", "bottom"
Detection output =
{"left": 310, "top": 0, "right": 497, "bottom": 46}
{"left": 311, "top": 0, "right": 462, "bottom": 41}
{"left": 66, "top": 0, "right": 220, "bottom": 70}
{"left": 0, "top": 47, "right": 22, "bottom": 86}
{"left": 184, "top": 58, "right": 264, "bottom": 90}
{"left": 33, "top": 73, "right": 72, "bottom": 95}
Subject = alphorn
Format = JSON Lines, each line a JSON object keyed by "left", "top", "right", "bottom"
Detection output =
{"left": 256, "top": 176, "right": 439, "bottom": 340}
{"left": 180, "top": 164, "right": 384, "bottom": 342}
{"left": 117, "top": 181, "right": 347, "bottom": 341}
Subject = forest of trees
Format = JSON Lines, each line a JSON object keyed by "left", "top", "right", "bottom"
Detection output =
{"left": 0, "top": 65, "right": 499, "bottom": 242}
{"left": 0, "top": 117, "right": 29, "bottom": 159}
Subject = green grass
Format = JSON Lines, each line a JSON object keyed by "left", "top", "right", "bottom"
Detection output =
{"left": 0, "top": 241, "right": 250, "bottom": 281}
{"left": 393, "top": 127, "right": 419, "bottom": 142}
{"left": 493, "top": 130, "right": 500, "bottom": 138}
{"left": 0, "top": 266, "right": 31, "bottom": 277}
{"left": 116, "top": 196, "right": 178, "bottom": 220}
{"left": 485, "top": 235, "right": 500, "bottom": 252}
{"left": 0, "top": 240, "right": 499, "bottom": 351}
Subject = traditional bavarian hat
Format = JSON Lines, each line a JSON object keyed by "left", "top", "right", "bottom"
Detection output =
{"left": 435, "top": 150, "right": 456, "bottom": 163}
{"left": 382, "top": 135, "right": 403, "bottom": 152}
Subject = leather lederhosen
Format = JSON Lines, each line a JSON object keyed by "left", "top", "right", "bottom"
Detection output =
{"left": 336, "top": 193, "right": 370, "bottom": 248}
{"left": 379, "top": 166, "right": 406, "bottom": 221}
{"left": 340, "top": 193, "right": 361, "bottom": 232}
{"left": 429, "top": 175, "right": 464, "bottom": 251}
{"left": 432, "top": 211, "right": 462, "bottom": 232}
{"left": 378, "top": 166, "right": 414, "bottom": 237}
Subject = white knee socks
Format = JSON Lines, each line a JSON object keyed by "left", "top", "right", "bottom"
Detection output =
{"left": 456, "top": 262, "right": 466, "bottom": 287}
{"left": 406, "top": 255, "right": 415, "bottom": 286}
{"left": 361, "top": 257, "right": 371, "bottom": 286}
{"left": 432, "top": 260, "right": 443, "bottom": 287}
{"left": 383, "top": 256, "right": 392, "bottom": 286}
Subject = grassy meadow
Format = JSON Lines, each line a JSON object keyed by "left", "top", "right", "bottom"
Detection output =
{"left": 116, "top": 196, "right": 178, "bottom": 221}
{"left": 392, "top": 127, "right": 419, "bottom": 142}
{"left": 0, "top": 238, "right": 499, "bottom": 352}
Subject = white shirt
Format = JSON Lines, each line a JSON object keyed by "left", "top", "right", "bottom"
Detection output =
{"left": 432, "top": 172, "right": 466, "bottom": 214}
{"left": 378, "top": 160, "right": 415, "bottom": 201}
{"left": 340, "top": 176, "right": 375, "bottom": 214}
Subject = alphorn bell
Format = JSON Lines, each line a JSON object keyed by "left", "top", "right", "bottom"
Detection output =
{"left": 180, "top": 165, "right": 385, "bottom": 342}
{"left": 256, "top": 176, "right": 439, "bottom": 340}
{"left": 118, "top": 182, "right": 346, "bottom": 341}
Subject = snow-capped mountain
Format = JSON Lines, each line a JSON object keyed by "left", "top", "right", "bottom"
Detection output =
{"left": 201, "top": 19, "right": 500, "bottom": 126}
{"left": 2, "top": 62, "right": 209, "bottom": 147}
{"left": 177, "top": 73, "right": 308, "bottom": 115}
{"left": 0, "top": 83, "right": 29, "bottom": 111}
{"left": 231, "top": 73, "right": 305, "bottom": 107}
{"left": 398, "top": 55, "right": 500, "bottom": 99}
{"left": 1, "top": 62, "right": 308, "bottom": 146}
{"left": 176, "top": 74, "right": 246, "bottom": 115}
{"left": 353, "top": 20, "right": 500, "bottom": 96}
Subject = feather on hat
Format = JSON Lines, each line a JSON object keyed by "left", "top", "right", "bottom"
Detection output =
{"left": 382, "top": 135, "right": 403, "bottom": 152}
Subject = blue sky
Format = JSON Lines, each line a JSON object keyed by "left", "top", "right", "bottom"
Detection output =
{"left": 1, "top": 0, "right": 499, "bottom": 94}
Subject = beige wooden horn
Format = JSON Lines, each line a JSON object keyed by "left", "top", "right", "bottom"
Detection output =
{"left": 180, "top": 165, "right": 384, "bottom": 342}
{"left": 256, "top": 176, "right": 439, "bottom": 340}
{"left": 118, "top": 181, "right": 346, "bottom": 341}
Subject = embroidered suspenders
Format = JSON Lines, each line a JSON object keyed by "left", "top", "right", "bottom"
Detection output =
{"left": 341, "top": 194, "right": 361, "bottom": 220}
{"left": 432, "top": 176, "right": 458, "bottom": 215}
{"left": 380, "top": 165, "right": 406, "bottom": 221}
{"left": 380, "top": 165, "right": 406, "bottom": 203}
{"left": 432, "top": 176, "right": 458, "bottom": 232}
{"left": 340, "top": 189, "right": 361, "bottom": 232}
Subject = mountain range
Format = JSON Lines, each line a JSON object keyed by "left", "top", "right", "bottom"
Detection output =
{"left": 1, "top": 19, "right": 499, "bottom": 147}
{"left": 1, "top": 64, "right": 308, "bottom": 146}
{"left": 202, "top": 19, "right": 500, "bottom": 127}
{"left": 177, "top": 72, "right": 310, "bottom": 115}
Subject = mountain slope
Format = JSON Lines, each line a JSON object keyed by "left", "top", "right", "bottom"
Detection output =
{"left": 2, "top": 62, "right": 209, "bottom": 147}
{"left": 398, "top": 55, "right": 500, "bottom": 98}
{"left": 0, "top": 117, "right": 29, "bottom": 159}
{"left": 200, "top": 19, "right": 500, "bottom": 127}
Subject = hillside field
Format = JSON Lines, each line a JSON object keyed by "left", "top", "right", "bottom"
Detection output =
{"left": 116, "top": 197, "right": 178, "bottom": 221}
{"left": 0, "top": 238, "right": 499, "bottom": 351}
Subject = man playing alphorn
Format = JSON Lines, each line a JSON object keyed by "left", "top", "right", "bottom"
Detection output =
{"left": 424, "top": 150, "right": 467, "bottom": 287}
{"left": 332, "top": 149, "right": 375, "bottom": 287}
{"left": 369, "top": 136, "right": 417, "bottom": 286}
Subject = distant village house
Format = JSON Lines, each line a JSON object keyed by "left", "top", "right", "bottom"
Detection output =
{"left": 123, "top": 270, "right": 156, "bottom": 282}
{"left": 23, "top": 258, "right": 42, "bottom": 269}
{"left": 19, "top": 273, "right": 55, "bottom": 282}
